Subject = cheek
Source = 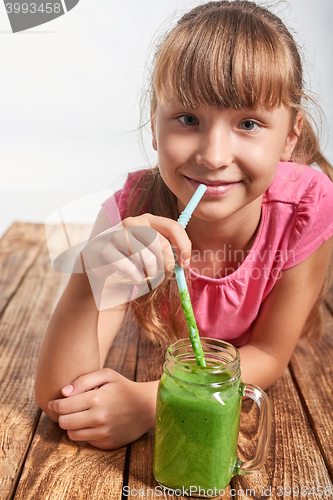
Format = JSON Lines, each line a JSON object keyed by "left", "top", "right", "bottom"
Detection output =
{"left": 253, "top": 164, "right": 279, "bottom": 193}
{"left": 243, "top": 155, "right": 279, "bottom": 192}
{"left": 157, "top": 137, "right": 188, "bottom": 169}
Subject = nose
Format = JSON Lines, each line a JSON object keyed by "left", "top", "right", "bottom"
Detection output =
{"left": 195, "top": 125, "right": 233, "bottom": 170}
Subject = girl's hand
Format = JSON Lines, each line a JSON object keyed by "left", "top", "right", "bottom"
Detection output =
{"left": 81, "top": 213, "right": 192, "bottom": 309}
{"left": 47, "top": 368, "right": 158, "bottom": 450}
{"left": 82, "top": 213, "right": 191, "bottom": 280}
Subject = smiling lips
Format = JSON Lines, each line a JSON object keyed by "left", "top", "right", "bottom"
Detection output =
{"left": 185, "top": 176, "right": 241, "bottom": 196}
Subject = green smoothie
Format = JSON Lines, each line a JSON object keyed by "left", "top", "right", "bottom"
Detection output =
{"left": 153, "top": 363, "right": 242, "bottom": 491}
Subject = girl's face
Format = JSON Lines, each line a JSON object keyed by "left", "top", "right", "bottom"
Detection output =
{"left": 151, "top": 101, "right": 302, "bottom": 222}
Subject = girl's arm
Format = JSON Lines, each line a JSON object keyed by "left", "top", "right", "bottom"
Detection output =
{"left": 34, "top": 270, "right": 128, "bottom": 422}
{"left": 36, "top": 211, "right": 192, "bottom": 448}
{"left": 35, "top": 208, "right": 128, "bottom": 421}
{"left": 238, "top": 235, "right": 333, "bottom": 390}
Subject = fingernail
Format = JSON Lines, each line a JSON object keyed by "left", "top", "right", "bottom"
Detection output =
{"left": 62, "top": 384, "right": 73, "bottom": 395}
{"left": 48, "top": 402, "right": 52, "bottom": 409}
{"left": 182, "top": 258, "right": 190, "bottom": 268}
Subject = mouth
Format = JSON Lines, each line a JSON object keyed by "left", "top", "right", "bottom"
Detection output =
{"left": 184, "top": 176, "right": 241, "bottom": 196}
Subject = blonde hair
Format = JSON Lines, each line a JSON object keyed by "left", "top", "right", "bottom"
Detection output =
{"left": 125, "top": 0, "right": 333, "bottom": 346}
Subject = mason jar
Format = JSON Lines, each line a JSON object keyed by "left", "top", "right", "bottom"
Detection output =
{"left": 153, "top": 337, "right": 271, "bottom": 497}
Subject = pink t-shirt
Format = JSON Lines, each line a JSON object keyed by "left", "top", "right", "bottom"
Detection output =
{"left": 102, "top": 162, "right": 333, "bottom": 347}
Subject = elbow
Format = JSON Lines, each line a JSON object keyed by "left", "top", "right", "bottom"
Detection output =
{"left": 34, "top": 383, "right": 59, "bottom": 424}
{"left": 239, "top": 343, "right": 288, "bottom": 391}
{"left": 260, "top": 362, "right": 288, "bottom": 391}
{"left": 269, "top": 353, "right": 290, "bottom": 386}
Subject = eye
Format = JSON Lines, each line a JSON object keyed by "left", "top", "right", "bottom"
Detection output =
{"left": 239, "top": 120, "right": 259, "bottom": 131}
{"left": 178, "top": 115, "right": 198, "bottom": 126}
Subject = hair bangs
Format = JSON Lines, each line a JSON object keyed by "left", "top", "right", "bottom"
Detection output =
{"left": 152, "top": 6, "right": 298, "bottom": 112}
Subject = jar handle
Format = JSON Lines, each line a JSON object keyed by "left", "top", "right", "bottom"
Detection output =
{"left": 234, "top": 383, "right": 272, "bottom": 475}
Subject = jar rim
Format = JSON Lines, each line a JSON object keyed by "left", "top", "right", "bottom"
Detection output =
{"left": 165, "top": 337, "right": 240, "bottom": 385}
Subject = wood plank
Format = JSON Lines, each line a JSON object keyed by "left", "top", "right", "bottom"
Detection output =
{"left": 43, "top": 222, "right": 93, "bottom": 308}
{"left": 233, "top": 367, "right": 332, "bottom": 499}
{"left": 288, "top": 312, "right": 333, "bottom": 479}
{"left": 13, "top": 319, "right": 139, "bottom": 500}
{"left": 0, "top": 222, "right": 137, "bottom": 500}
{"left": 0, "top": 223, "right": 46, "bottom": 316}
{"left": 126, "top": 335, "right": 165, "bottom": 498}
{"left": 0, "top": 227, "right": 64, "bottom": 499}
{"left": 128, "top": 335, "right": 233, "bottom": 499}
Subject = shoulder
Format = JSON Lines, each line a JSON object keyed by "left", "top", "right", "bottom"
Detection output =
{"left": 115, "top": 168, "right": 151, "bottom": 199}
{"left": 267, "top": 162, "right": 333, "bottom": 269}
{"left": 264, "top": 161, "right": 333, "bottom": 206}
{"left": 101, "top": 169, "right": 151, "bottom": 223}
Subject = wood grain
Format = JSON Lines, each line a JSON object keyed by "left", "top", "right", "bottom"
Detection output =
{"left": 288, "top": 318, "right": 333, "bottom": 479}
{"left": 15, "top": 326, "right": 138, "bottom": 500}
{"left": 127, "top": 334, "right": 166, "bottom": 498}
{"left": 0, "top": 225, "right": 63, "bottom": 499}
{"left": 233, "top": 367, "right": 332, "bottom": 499}
{"left": 13, "top": 413, "right": 126, "bottom": 500}
{"left": 2, "top": 221, "right": 332, "bottom": 500}
{"left": 0, "top": 222, "right": 46, "bottom": 316}
{"left": 0, "top": 222, "right": 138, "bottom": 500}
{"left": 14, "top": 322, "right": 139, "bottom": 500}
{"left": 128, "top": 335, "right": 233, "bottom": 499}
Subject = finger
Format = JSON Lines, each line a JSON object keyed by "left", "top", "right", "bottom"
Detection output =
{"left": 83, "top": 227, "right": 143, "bottom": 277}
{"left": 130, "top": 226, "right": 169, "bottom": 276}
{"left": 126, "top": 214, "right": 192, "bottom": 267}
{"left": 157, "top": 233, "right": 178, "bottom": 273}
{"left": 63, "top": 368, "right": 115, "bottom": 396}
{"left": 106, "top": 229, "right": 163, "bottom": 282}
{"left": 48, "top": 391, "right": 92, "bottom": 415}
{"left": 136, "top": 245, "right": 161, "bottom": 279}
{"left": 111, "top": 228, "right": 144, "bottom": 264}
{"left": 123, "top": 219, "right": 177, "bottom": 273}
{"left": 81, "top": 230, "right": 124, "bottom": 270}
{"left": 58, "top": 409, "right": 92, "bottom": 431}
{"left": 123, "top": 226, "right": 167, "bottom": 278}
{"left": 114, "top": 226, "right": 162, "bottom": 279}
{"left": 125, "top": 225, "right": 157, "bottom": 255}
{"left": 107, "top": 252, "right": 148, "bottom": 284}
{"left": 66, "top": 427, "right": 105, "bottom": 442}
{"left": 100, "top": 229, "right": 152, "bottom": 283}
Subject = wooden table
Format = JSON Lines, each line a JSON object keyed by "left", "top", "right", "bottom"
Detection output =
{"left": 0, "top": 222, "right": 332, "bottom": 500}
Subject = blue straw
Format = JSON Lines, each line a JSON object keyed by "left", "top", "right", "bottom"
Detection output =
{"left": 174, "top": 184, "right": 207, "bottom": 366}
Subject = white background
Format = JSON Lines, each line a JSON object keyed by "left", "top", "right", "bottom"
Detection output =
{"left": 0, "top": 0, "right": 332, "bottom": 237}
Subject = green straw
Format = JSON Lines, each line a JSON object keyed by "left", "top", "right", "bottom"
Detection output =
{"left": 174, "top": 184, "right": 207, "bottom": 367}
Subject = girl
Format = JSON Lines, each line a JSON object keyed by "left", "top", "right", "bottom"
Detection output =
{"left": 35, "top": 0, "right": 333, "bottom": 450}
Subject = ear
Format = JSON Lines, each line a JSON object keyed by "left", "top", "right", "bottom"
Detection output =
{"left": 151, "top": 111, "right": 157, "bottom": 151}
{"left": 280, "top": 113, "right": 303, "bottom": 161}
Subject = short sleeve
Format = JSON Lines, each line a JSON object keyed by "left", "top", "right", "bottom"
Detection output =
{"left": 101, "top": 170, "right": 147, "bottom": 224}
{"left": 283, "top": 172, "right": 333, "bottom": 269}
{"left": 101, "top": 189, "right": 123, "bottom": 226}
